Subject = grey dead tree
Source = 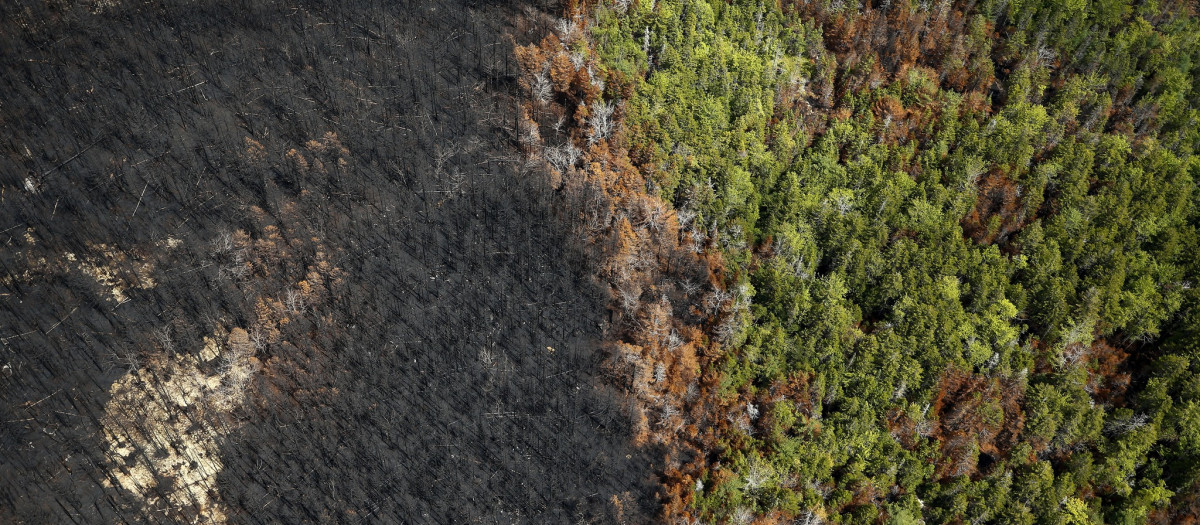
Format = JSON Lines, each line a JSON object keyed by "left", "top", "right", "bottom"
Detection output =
{"left": 249, "top": 326, "right": 268, "bottom": 351}
{"left": 703, "top": 287, "right": 732, "bottom": 316}
{"left": 211, "top": 230, "right": 235, "bottom": 254}
{"left": 688, "top": 229, "right": 706, "bottom": 253}
{"left": 555, "top": 18, "right": 577, "bottom": 42}
{"left": 211, "top": 229, "right": 248, "bottom": 281}
{"left": 478, "top": 347, "right": 498, "bottom": 371}
{"left": 570, "top": 51, "right": 587, "bottom": 70}
{"left": 1105, "top": 413, "right": 1149, "bottom": 436}
{"left": 713, "top": 314, "right": 742, "bottom": 345}
{"left": 742, "top": 459, "right": 772, "bottom": 492}
{"left": 631, "top": 245, "right": 656, "bottom": 272}
{"left": 219, "top": 254, "right": 249, "bottom": 281}
{"left": 645, "top": 306, "right": 671, "bottom": 346}
{"left": 532, "top": 68, "right": 552, "bottom": 103}
{"left": 667, "top": 330, "right": 684, "bottom": 350}
{"left": 110, "top": 346, "right": 142, "bottom": 373}
{"left": 151, "top": 326, "right": 174, "bottom": 355}
{"left": 433, "top": 142, "right": 459, "bottom": 177}
{"left": 797, "top": 510, "right": 825, "bottom": 525}
{"left": 964, "top": 155, "right": 987, "bottom": 186}
{"left": 284, "top": 288, "right": 305, "bottom": 314}
{"left": 657, "top": 401, "right": 685, "bottom": 433}
{"left": 653, "top": 362, "right": 667, "bottom": 384}
{"left": 675, "top": 206, "right": 696, "bottom": 231}
{"left": 588, "top": 99, "right": 616, "bottom": 144}
{"left": 579, "top": 183, "right": 613, "bottom": 234}
{"left": 589, "top": 65, "right": 605, "bottom": 92}
{"left": 679, "top": 279, "right": 701, "bottom": 297}
{"left": 518, "top": 114, "right": 541, "bottom": 149}
{"left": 617, "top": 283, "right": 642, "bottom": 315}
{"left": 633, "top": 198, "right": 667, "bottom": 234}
{"left": 728, "top": 507, "right": 754, "bottom": 525}
{"left": 545, "top": 142, "right": 581, "bottom": 173}
{"left": 446, "top": 166, "right": 467, "bottom": 195}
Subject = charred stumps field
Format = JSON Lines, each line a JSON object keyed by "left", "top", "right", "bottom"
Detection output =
{"left": 0, "top": 0, "right": 657, "bottom": 522}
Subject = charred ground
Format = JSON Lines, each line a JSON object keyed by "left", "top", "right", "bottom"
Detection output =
{"left": 0, "top": 0, "right": 656, "bottom": 522}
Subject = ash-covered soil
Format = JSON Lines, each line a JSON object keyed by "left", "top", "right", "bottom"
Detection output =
{"left": 0, "top": 0, "right": 657, "bottom": 522}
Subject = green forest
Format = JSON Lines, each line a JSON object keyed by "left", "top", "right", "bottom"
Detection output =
{"left": 573, "top": 0, "right": 1200, "bottom": 522}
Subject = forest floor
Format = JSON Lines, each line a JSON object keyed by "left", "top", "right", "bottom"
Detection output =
{"left": 0, "top": 0, "right": 658, "bottom": 522}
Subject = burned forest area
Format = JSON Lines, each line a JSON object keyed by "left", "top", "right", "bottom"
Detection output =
{"left": 0, "top": 0, "right": 659, "bottom": 523}
{"left": 9, "top": 0, "right": 1200, "bottom": 523}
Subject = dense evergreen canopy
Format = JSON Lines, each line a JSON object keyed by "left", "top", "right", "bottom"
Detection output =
{"left": 579, "top": 0, "right": 1199, "bottom": 521}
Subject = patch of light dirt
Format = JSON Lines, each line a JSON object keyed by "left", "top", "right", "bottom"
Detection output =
{"left": 101, "top": 328, "right": 259, "bottom": 523}
{"left": 89, "top": 0, "right": 120, "bottom": 14}
{"left": 160, "top": 237, "right": 184, "bottom": 250}
{"left": 0, "top": 241, "right": 157, "bottom": 305}
{"left": 76, "top": 243, "right": 156, "bottom": 303}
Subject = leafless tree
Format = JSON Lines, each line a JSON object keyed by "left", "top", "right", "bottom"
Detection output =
{"left": 555, "top": 18, "right": 577, "bottom": 42}
{"left": 219, "top": 252, "right": 249, "bottom": 281}
{"left": 965, "top": 156, "right": 986, "bottom": 185}
{"left": 667, "top": 330, "right": 684, "bottom": 350}
{"left": 249, "top": 326, "right": 267, "bottom": 351}
{"left": 581, "top": 184, "right": 612, "bottom": 233}
{"left": 688, "top": 229, "right": 706, "bottom": 252}
{"left": 1035, "top": 45, "right": 1057, "bottom": 68}
{"left": 588, "top": 100, "right": 616, "bottom": 144}
{"left": 284, "top": 288, "right": 305, "bottom": 314}
{"left": 518, "top": 114, "right": 540, "bottom": 148}
{"left": 675, "top": 206, "right": 696, "bottom": 230}
{"left": 532, "top": 69, "right": 552, "bottom": 103}
{"left": 545, "top": 142, "right": 581, "bottom": 173}
{"left": 657, "top": 402, "right": 685, "bottom": 433}
{"left": 478, "top": 347, "right": 497, "bottom": 371}
{"left": 1105, "top": 413, "right": 1149, "bottom": 436}
{"left": 631, "top": 246, "right": 656, "bottom": 272}
{"left": 446, "top": 167, "right": 467, "bottom": 195}
{"left": 703, "top": 288, "right": 731, "bottom": 315}
{"left": 433, "top": 142, "right": 459, "bottom": 177}
{"left": 588, "top": 65, "right": 605, "bottom": 92}
{"left": 797, "top": 510, "right": 824, "bottom": 525}
{"left": 217, "top": 350, "right": 240, "bottom": 377}
{"left": 729, "top": 507, "right": 754, "bottom": 525}
{"left": 110, "top": 346, "right": 141, "bottom": 373}
{"left": 151, "top": 326, "right": 174, "bottom": 355}
{"left": 640, "top": 199, "right": 668, "bottom": 234}
{"left": 617, "top": 284, "right": 642, "bottom": 315}
{"left": 211, "top": 230, "right": 235, "bottom": 254}
{"left": 679, "top": 279, "right": 700, "bottom": 297}
{"left": 714, "top": 314, "right": 741, "bottom": 345}
{"left": 570, "top": 51, "right": 586, "bottom": 70}
{"left": 742, "top": 459, "right": 772, "bottom": 492}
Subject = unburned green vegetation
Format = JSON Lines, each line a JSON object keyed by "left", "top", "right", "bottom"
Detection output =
{"left": 543, "top": 0, "right": 1200, "bottom": 521}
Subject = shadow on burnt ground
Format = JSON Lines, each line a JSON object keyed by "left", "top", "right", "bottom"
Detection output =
{"left": 0, "top": 0, "right": 658, "bottom": 523}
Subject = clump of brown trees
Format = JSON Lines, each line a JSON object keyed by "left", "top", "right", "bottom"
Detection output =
{"left": 514, "top": 10, "right": 745, "bottom": 518}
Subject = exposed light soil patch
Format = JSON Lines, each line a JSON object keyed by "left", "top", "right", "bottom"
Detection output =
{"left": 101, "top": 328, "right": 258, "bottom": 523}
